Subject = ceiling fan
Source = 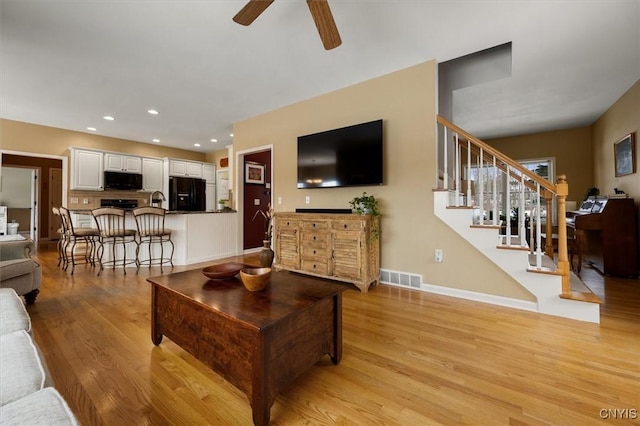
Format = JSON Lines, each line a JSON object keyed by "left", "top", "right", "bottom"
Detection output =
{"left": 233, "top": 0, "right": 342, "bottom": 50}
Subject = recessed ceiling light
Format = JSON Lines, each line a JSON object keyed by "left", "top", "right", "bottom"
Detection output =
{"left": 103, "top": 115, "right": 115, "bottom": 121}
{"left": 152, "top": 139, "right": 160, "bottom": 143}
{"left": 194, "top": 143, "right": 201, "bottom": 147}
{"left": 210, "top": 138, "right": 218, "bottom": 143}
{"left": 229, "top": 133, "right": 234, "bottom": 137}
{"left": 87, "top": 127, "right": 97, "bottom": 131}
{"left": 148, "top": 109, "right": 159, "bottom": 115}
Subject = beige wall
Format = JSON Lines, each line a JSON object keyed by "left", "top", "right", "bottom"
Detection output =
{"left": 486, "top": 126, "right": 594, "bottom": 204}
{"left": 592, "top": 80, "right": 640, "bottom": 263}
{"left": 233, "top": 61, "right": 534, "bottom": 301}
{"left": 592, "top": 80, "right": 640, "bottom": 198}
{"left": 0, "top": 119, "right": 206, "bottom": 161}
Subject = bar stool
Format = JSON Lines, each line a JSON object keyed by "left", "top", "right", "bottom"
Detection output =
{"left": 58, "top": 207, "right": 99, "bottom": 274}
{"left": 133, "top": 207, "right": 174, "bottom": 273}
{"left": 51, "top": 207, "right": 64, "bottom": 267}
{"left": 91, "top": 207, "right": 138, "bottom": 276}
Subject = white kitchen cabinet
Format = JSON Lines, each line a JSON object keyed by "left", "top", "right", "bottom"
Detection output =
{"left": 169, "top": 160, "right": 202, "bottom": 178}
{"left": 104, "top": 153, "right": 142, "bottom": 173}
{"left": 202, "top": 164, "right": 216, "bottom": 183}
{"left": 205, "top": 183, "right": 216, "bottom": 211}
{"left": 142, "top": 158, "right": 164, "bottom": 192}
{"left": 70, "top": 148, "right": 104, "bottom": 190}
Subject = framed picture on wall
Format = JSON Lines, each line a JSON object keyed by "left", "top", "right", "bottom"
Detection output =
{"left": 245, "top": 162, "right": 265, "bottom": 184}
{"left": 614, "top": 132, "right": 636, "bottom": 177}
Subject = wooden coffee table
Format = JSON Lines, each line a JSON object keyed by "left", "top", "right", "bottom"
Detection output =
{"left": 147, "top": 268, "right": 347, "bottom": 426}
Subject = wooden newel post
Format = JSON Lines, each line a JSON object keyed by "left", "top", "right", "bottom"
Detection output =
{"left": 556, "top": 175, "right": 570, "bottom": 294}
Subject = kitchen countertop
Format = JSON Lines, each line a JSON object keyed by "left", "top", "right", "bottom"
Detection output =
{"left": 70, "top": 208, "right": 237, "bottom": 215}
{"left": 166, "top": 209, "right": 236, "bottom": 214}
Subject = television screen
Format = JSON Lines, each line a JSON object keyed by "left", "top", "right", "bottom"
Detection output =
{"left": 297, "top": 119, "right": 383, "bottom": 188}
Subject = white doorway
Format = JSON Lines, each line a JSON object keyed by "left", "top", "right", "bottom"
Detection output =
{"left": 0, "top": 166, "right": 39, "bottom": 241}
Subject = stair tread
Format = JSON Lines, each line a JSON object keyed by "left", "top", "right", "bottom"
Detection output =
{"left": 560, "top": 291, "right": 603, "bottom": 304}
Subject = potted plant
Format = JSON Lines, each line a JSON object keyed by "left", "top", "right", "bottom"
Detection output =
{"left": 349, "top": 192, "right": 380, "bottom": 216}
{"left": 218, "top": 199, "right": 226, "bottom": 211}
{"left": 349, "top": 192, "right": 380, "bottom": 239}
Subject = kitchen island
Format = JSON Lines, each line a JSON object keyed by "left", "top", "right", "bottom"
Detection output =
{"left": 164, "top": 210, "right": 238, "bottom": 265}
{"left": 70, "top": 209, "right": 238, "bottom": 267}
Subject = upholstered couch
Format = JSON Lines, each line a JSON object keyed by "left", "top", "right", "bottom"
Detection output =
{"left": 0, "top": 239, "right": 42, "bottom": 304}
{"left": 0, "top": 288, "right": 79, "bottom": 425}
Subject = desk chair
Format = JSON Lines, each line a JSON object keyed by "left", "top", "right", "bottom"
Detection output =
{"left": 133, "top": 207, "right": 174, "bottom": 273}
{"left": 91, "top": 208, "right": 138, "bottom": 276}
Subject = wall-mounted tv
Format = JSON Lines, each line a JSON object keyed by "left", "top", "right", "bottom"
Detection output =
{"left": 297, "top": 119, "right": 383, "bottom": 188}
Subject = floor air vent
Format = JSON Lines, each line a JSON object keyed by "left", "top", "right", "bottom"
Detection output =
{"left": 380, "top": 269, "right": 422, "bottom": 289}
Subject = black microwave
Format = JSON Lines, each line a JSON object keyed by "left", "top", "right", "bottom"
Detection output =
{"left": 104, "top": 171, "right": 143, "bottom": 191}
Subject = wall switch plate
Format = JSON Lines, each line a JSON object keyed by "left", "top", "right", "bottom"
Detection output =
{"left": 305, "top": 196, "right": 310, "bottom": 204}
{"left": 254, "top": 199, "right": 260, "bottom": 206}
{"left": 82, "top": 198, "right": 89, "bottom": 204}
{"left": 435, "top": 249, "right": 443, "bottom": 263}
{"left": 70, "top": 197, "right": 78, "bottom": 204}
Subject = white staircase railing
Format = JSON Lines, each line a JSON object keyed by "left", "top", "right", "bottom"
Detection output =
{"left": 437, "top": 116, "right": 572, "bottom": 296}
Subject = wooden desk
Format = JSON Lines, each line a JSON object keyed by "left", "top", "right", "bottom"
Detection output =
{"left": 147, "top": 268, "right": 347, "bottom": 425}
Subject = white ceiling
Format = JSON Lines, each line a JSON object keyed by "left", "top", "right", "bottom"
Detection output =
{"left": 1, "top": 1, "right": 638, "bottom": 153}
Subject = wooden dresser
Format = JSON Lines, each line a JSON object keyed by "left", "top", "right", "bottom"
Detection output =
{"left": 273, "top": 212, "right": 380, "bottom": 292}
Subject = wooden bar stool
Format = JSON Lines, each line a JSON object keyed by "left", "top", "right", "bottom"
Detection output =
{"left": 91, "top": 208, "right": 138, "bottom": 276}
{"left": 58, "top": 207, "right": 99, "bottom": 275}
{"left": 133, "top": 207, "right": 174, "bottom": 273}
{"left": 51, "top": 207, "right": 64, "bottom": 267}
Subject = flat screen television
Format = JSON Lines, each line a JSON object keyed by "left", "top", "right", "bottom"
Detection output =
{"left": 297, "top": 119, "right": 383, "bottom": 188}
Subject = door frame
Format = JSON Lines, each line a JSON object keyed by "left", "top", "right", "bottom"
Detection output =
{"left": 1, "top": 150, "right": 68, "bottom": 242}
{"left": 234, "top": 144, "right": 274, "bottom": 255}
{"left": 0, "top": 150, "right": 68, "bottom": 206}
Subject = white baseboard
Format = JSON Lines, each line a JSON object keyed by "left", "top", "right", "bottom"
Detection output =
{"left": 420, "top": 283, "right": 539, "bottom": 312}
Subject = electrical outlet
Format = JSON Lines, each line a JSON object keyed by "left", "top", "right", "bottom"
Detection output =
{"left": 82, "top": 198, "right": 89, "bottom": 204}
{"left": 70, "top": 197, "right": 78, "bottom": 204}
{"left": 435, "top": 249, "right": 443, "bottom": 263}
{"left": 254, "top": 199, "right": 260, "bottom": 206}
{"left": 305, "top": 196, "right": 310, "bottom": 204}
{"left": 277, "top": 197, "right": 282, "bottom": 205}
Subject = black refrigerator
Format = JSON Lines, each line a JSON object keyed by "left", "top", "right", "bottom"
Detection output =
{"left": 169, "top": 177, "right": 206, "bottom": 211}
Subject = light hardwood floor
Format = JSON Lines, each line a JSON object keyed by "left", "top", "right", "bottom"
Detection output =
{"left": 27, "top": 242, "right": 639, "bottom": 425}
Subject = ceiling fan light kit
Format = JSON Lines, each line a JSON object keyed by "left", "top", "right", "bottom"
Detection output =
{"left": 233, "top": 0, "right": 341, "bottom": 50}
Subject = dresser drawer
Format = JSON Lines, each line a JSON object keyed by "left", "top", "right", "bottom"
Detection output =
{"left": 277, "top": 218, "right": 299, "bottom": 229}
{"left": 301, "top": 220, "right": 328, "bottom": 231}
{"left": 301, "top": 231, "right": 329, "bottom": 245}
{"left": 331, "top": 220, "right": 363, "bottom": 232}
{"left": 301, "top": 245, "right": 329, "bottom": 258}
{"left": 301, "top": 259, "right": 329, "bottom": 275}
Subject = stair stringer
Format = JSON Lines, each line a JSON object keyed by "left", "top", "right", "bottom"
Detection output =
{"left": 433, "top": 191, "right": 600, "bottom": 323}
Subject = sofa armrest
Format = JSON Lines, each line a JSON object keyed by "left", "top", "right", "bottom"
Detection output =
{"left": 0, "top": 240, "right": 36, "bottom": 262}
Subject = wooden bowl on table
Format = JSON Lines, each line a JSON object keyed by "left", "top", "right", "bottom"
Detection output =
{"left": 202, "top": 262, "right": 244, "bottom": 280}
{"left": 239, "top": 267, "right": 271, "bottom": 291}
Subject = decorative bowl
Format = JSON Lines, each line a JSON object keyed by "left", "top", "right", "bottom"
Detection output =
{"left": 202, "top": 262, "right": 244, "bottom": 280}
{"left": 239, "top": 267, "right": 271, "bottom": 291}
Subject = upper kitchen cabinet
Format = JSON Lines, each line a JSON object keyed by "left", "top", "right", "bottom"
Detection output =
{"left": 142, "top": 158, "right": 164, "bottom": 192}
{"left": 169, "top": 159, "right": 202, "bottom": 178}
{"left": 104, "top": 153, "right": 142, "bottom": 173}
{"left": 70, "top": 148, "right": 104, "bottom": 190}
{"left": 202, "top": 164, "right": 216, "bottom": 183}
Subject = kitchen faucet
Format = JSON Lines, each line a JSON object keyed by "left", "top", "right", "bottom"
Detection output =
{"left": 150, "top": 191, "right": 166, "bottom": 208}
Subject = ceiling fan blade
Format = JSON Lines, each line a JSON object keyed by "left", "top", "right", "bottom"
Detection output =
{"left": 233, "top": 0, "right": 275, "bottom": 26}
{"left": 307, "top": 0, "right": 342, "bottom": 50}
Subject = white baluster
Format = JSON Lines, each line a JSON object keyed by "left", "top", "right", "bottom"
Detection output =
{"left": 536, "top": 183, "right": 543, "bottom": 269}
{"left": 443, "top": 127, "right": 448, "bottom": 190}
{"left": 505, "top": 165, "right": 511, "bottom": 246}
{"left": 492, "top": 156, "right": 498, "bottom": 226}
{"left": 454, "top": 133, "right": 460, "bottom": 206}
{"left": 520, "top": 173, "right": 526, "bottom": 247}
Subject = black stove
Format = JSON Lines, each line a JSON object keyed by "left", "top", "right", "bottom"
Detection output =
{"left": 100, "top": 199, "right": 139, "bottom": 210}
